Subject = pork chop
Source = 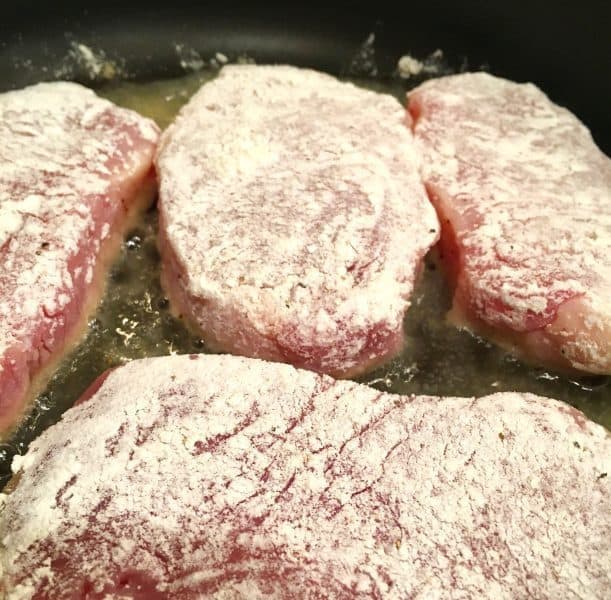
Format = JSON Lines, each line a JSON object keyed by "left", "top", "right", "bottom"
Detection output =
{"left": 0, "top": 82, "right": 159, "bottom": 433}
{"left": 2, "top": 354, "right": 609, "bottom": 598}
{"left": 408, "top": 72, "right": 611, "bottom": 374}
{"left": 156, "top": 65, "right": 439, "bottom": 377}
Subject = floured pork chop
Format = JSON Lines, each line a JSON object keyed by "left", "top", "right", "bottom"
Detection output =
{"left": 408, "top": 72, "right": 611, "bottom": 374}
{"left": 1, "top": 354, "right": 609, "bottom": 598}
{"left": 156, "top": 65, "right": 439, "bottom": 377}
{"left": 0, "top": 82, "right": 159, "bottom": 433}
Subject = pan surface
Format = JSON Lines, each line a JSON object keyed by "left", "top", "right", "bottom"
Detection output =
{"left": 0, "top": 1, "right": 610, "bottom": 487}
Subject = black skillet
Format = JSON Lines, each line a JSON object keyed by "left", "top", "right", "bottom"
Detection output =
{"left": 2, "top": 1, "right": 609, "bottom": 151}
{"left": 0, "top": 0, "right": 610, "bottom": 487}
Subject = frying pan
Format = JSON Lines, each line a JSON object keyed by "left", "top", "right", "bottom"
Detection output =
{"left": 0, "top": 0, "right": 610, "bottom": 485}
{"left": 2, "top": 0, "right": 610, "bottom": 154}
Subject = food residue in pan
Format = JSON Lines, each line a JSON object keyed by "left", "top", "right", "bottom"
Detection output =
{"left": 0, "top": 69, "right": 608, "bottom": 489}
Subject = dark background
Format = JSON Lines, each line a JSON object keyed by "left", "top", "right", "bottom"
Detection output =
{"left": 1, "top": 0, "right": 610, "bottom": 151}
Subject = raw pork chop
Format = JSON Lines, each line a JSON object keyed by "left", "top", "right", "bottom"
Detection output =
{"left": 156, "top": 65, "right": 439, "bottom": 377}
{"left": 2, "top": 354, "right": 609, "bottom": 599}
{"left": 408, "top": 72, "right": 611, "bottom": 374}
{"left": 0, "top": 82, "right": 159, "bottom": 433}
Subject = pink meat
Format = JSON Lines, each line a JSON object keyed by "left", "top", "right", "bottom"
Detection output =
{"left": 156, "top": 65, "right": 439, "bottom": 377}
{"left": 408, "top": 72, "right": 611, "bottom": 374}
{"left": 0, "top": 82, "right": 159, "bottom": 433}
{"left": 2, "top": 353, "right": 609, "bottom": 598}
